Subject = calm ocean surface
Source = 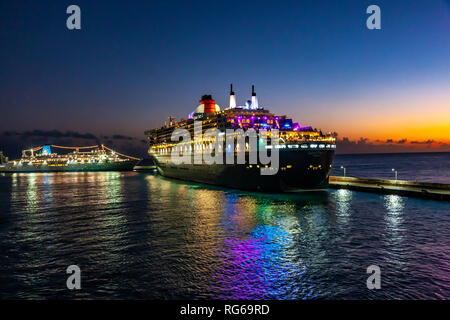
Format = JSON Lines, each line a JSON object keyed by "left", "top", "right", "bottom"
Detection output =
{"left": 331, "top": 152, "right": 450, "bottom": 184}
{"left": 0, "top": 153, "right": 449, "bottom": 299}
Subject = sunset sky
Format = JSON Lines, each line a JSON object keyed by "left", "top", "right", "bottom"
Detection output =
{"left": 1, "top": 0, "right": 449, "bottom": 155}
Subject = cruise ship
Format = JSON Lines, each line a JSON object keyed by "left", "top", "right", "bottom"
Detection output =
{"left": 145, "top": 85, "right": 336, "bottom": 192}
{"left": 0, "top": 145, "right": 139, "bottom": 172}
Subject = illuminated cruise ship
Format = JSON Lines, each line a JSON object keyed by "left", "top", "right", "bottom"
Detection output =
{"left": 145, "top": 85, "right": 336, "bottom": 192}
{"left": 0, "top": 145, "right": 139, "bottom": 172}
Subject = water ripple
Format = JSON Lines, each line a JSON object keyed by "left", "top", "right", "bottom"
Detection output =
{"left": 0, "top": 172, "right": 449, "bottom": 299}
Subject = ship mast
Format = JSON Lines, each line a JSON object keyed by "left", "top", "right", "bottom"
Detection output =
{"left": 229, "top": 83, "right": 236, "bottom": 109}
{"left": 251, "top": 84, "right": 259, "bottom": 109}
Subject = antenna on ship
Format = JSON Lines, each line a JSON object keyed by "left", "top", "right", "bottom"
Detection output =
{"left": 251, "top": 84, "right": 259, "bottom": 109}
{"left": 229, "top": 83, "right": 236, "bottom": 109}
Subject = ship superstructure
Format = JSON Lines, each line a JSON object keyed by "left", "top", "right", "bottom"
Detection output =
{"left": 145, "top": 85, "right": 336, "bottom": 191}
{"left": 0, "top": 145, "right": 140, "bottom": 172}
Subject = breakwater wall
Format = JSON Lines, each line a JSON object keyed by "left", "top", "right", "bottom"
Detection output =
{"left": 328, "top": 176, "right": 450, "bottom": 201}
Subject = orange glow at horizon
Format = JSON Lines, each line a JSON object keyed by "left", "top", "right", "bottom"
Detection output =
{"left": 291, "top": 85, "right": 450, "bottom": 147}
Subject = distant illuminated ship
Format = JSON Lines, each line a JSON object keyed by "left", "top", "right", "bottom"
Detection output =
{"left": 145, "top": 84, "right": 336, "bottom": 192}
{"left": 0, "top": 145, "right": 140, "bottom": 172}
{"left": 0, "top": 150, "right": 7, "bottom": 165}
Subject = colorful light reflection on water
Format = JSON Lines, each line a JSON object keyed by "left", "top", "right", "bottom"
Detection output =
{"left": 0, "top": 172, "right": 449, "bottom": 299}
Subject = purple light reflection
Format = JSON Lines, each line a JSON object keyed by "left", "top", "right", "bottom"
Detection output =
{"left": 211, "top": 225, "right": 310, "bottom": 299}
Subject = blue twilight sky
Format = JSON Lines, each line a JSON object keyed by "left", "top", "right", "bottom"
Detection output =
{"left": 0, "top": 0, "right": 449, "bottom": 147}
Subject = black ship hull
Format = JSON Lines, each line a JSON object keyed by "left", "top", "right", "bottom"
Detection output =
{"left": 150, "top": 149, "right": 334, "bottom": 192}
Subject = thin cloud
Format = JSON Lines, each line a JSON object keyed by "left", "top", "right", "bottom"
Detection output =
{"left": 112, "top": 134, "right": 133, "bottom": 140}
{"left": 410, "top": 140, "right": 435, "bottom": 144}
{"left": 336, "top": 136, "right": 448, "bottom": 154}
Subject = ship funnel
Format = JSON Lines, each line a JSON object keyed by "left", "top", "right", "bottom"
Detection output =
{"left": 199, "top": 95, "right": 217, "bottom": 114}
{"left": 229, "top": 83, "right": 236, "bottom": 109}
{"left": 251, "top": 84, "right": 259, "bottom": 109}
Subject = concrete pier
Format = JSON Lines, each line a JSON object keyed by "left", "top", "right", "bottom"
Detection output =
{"left": 328, "top": 176, "right": 450, "bottom": 201}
